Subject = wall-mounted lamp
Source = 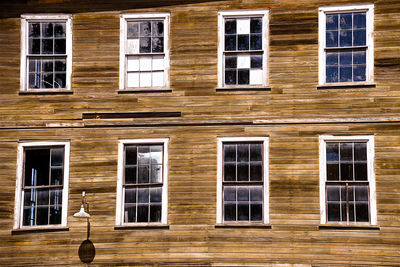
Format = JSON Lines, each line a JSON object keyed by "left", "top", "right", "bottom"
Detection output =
{"left": 74, "top": 191, "right": 90, "bottom": 218}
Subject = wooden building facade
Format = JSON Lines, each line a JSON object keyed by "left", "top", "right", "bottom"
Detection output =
{"left": 0, "top": 0, "right": 400, "bottom": 265}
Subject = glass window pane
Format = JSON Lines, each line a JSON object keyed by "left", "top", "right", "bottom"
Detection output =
{"left": 356, "top": 203, "right": 369, "bottom": 222}
{"left": 25, "top": 149, "right": 50, "bottom": 186}
{"left": 251, "top": 55, "right": 262, "bottom": 68}
{"left": 43, "top": 23, "right": 53, "bottom": 37}
{"left": 237, "top": 187, "right": 249, "bottom": 201}
{"left": 340, "top": 163, "right": 353, "bottom": 180}
{"left": 29, "top": 73, "right": 41, "bottom": 89}
{"left": 124, "top": 203, "right": 136, "bottom": 223}
{"left": 340, "top": 51, "right": 352, "bottom": 65}
{"left": 29, "top": 23, "right": 41, "bottom": 37}
{"left": 355, "top": 163, "right": 367, "bottom": 180}
{"left": 224, "top": 186, "right": 236, "bottom": 201}
{"left": 139, "top": 37, "right": 151, "bottom": 53}
{"left": 250, "top": 162, "right": 262, "bottom": 181}
{"left": 49, "top": 205, "right": 62, "bottom": 224}
{"left": 127, "top": 22, "right": 139, "bottom": 38}
{"left": 42, "top": 39, "right": 53, "bottom": 54}
{"left": 24, "top": 189, "right": 35, "bottom": 207}
{"left": 224, "top": 145, "right": 236, "bottom": 162}
{"left": 237, "top": 35, "right": 249, "bottom": 50}
{"left": 150, "top": 164, "right": 162, "bottom": 183}
{"left": 36, "top": 206, "right": 49, "bottom": 225}
{"left": 138, "top": 165, "right": 149, "bottom": 183}
{"left": 54, "top": 39, "right": 66, "bottom": 54}
{"left": 340, "top": 66, "right": 352, "bottom": 82}
{"left": 353, "top": 65, "right": 366, "bottom": 82}
{"left": 237, "top": 204, "right": 249, "bottom": 221}
{"left": 326, "top": 31, "right": 338, "bottom": 47}
{"left": 225, "top": 70, "right": 236, "bottom": 84}
{"left": 225, "top": 56, "right": 237, "bottom": 69}
{"left": 125, "top": 188, "right": 136, "bottom": 203}
{"left": 42, "top": 60, "right": 53, "bottom": 72}
{"left": 54, "top": 73, "right": 66, "bottom": 88}
{"left": 326, "top": 66, "right": 338, "bottom": 83}
{"left": 354, "top": 143, "right": 367, "bottom": 161}
{"left": 327, "top": 163, "right": 339, "bottom": 180}
{"left": 224, "top": 163, "right": 236, "bottom": 181}
{"left": 137, "top": 205, "right": 149, "bottom": 222}
{"left": 353, "top": 30, "right": 366, "bottom": 46}
{"left": 225, "top": 19, "right": 236, "bottom": 34}
{"left": 354, "top": 13, "right": 366, "bottom": 29}
{"left": 250, "top": 34, "right": 262, "bottom": 50}
{"left": 138, "top": 188, "right": 149, "bottom": 203}
{"left": 152, "top": 21, "right": 163, "bottom": 37}
{"left": 140, "top": 22, "right": 151, "bottom": 36}
{"left": 54, "top": 23, "right": 65, "bottom": 37}
{"left": 29, "top": 39, "right": 40, "bottom": 54}
{"left": 349, "top": 201, "right": 355, "bottom": 221}
{"left": 42, "top": 73, "right": 53, "bottom": 88}
{"left": 150, "top": 187, "right": 162, "bottom": 203}
{"left": 250, "top": 18, "right": 262, "bottom": 33}
{"left": 237, "top": 163, "right": 249, "bottom": 181}
{"left": 224, "top": 203, "right": 236, "bottom": 221}
{"left": 238, "top": 69, "right": 249, "bottom": 84}
{"left": 125, "top": 146, "right": 137, "bottom": 165}
{"left": 339, "top": 13, "right": 352, "bottom": 29}
{"left": 23, "top": 207, "right": 35, "bottom": 226}
{"left": 327, "top": 186, "right": 340, "bottom": 201}
{"left": 51, "top": 148, "right": 64, "bottom": 166}
{"left": 225, "top": 36, "right": 236, "bottom": 51}
{"left": 340, "top": 143, "right": 353, "bottom": 161}
{"left": 50, "top": 168, "right": 63, "bottom": 185}
{"left": 55, "top": 60, "right": 66, "bottom": 71}
{"left": 250, "top": 186, "right": 262, "bottom": 201}
{"left": 327, "top": 203, "right": 340, "bottom": 221}
{"left": 125, "top": 166, "right": 137, "bottom": 184}
{"left": 150, "top": 204, "right": 161, "bottom": 222}
{"left": 250, "top": 143, "right": 262, "bottom": 161}
{"left": 50, "top": 189, "right": 62, "bottom": 206}
{"left": 326, "top": 52, "right": 338, "bottom": 66}
{"left": 152, "top": 37, "right": 164, "bottom": 53}
{"left": 29, "top": 59, "right": 41, "bottom": 72}
{"left": 138, "top": 146, "right": 150, "bottom": 164}
{"left": 37, "top": 188, "right": 49, "bottom": 205}
{"left": 355, "top": 186, "right": 369, "bottom": 201}
{"left": 353, "top": 51, "right": 366, "bottom": 65}
{"left": 326, "top": 143, "right": 339, "bottom": 161}
{"left": 326, "top": 14, "right": 338, "bottom": 30}
{"left": 250, "top": 204, "right": 262, "bottom": 221}
{"left": 237, "top": 144, "right": 249, "bottom": 162}
{"left": 339, "top": 30, "right": 352, "bottom": 47}
{"left": 150, "top": 146, "right": 162, "bottom": 164}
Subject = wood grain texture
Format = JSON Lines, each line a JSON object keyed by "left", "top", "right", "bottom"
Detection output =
{"left": 0, "top": 0, "right": 400, "bottom": 266}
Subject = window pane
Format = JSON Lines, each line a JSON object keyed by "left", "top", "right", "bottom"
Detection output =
{"left": 224, "top": 203, "right": 236, "bottom": 221}
{"left": 140, "top": 22, "right": 151, "bottom": 36}
{"left": 152, "top": 21, "right": 163, "bottom": 37}
{"left": 138, "top": 188, "right": 149, "bottom": 203}
{"left": 224, "top": 144, "right": 236, "bottom": 162}
{"left": 340, "top": 163, "right": 353, "bottom": 180}
{"left": 150, "top": 146, "right": 162, "bottom": 164}
{"left": 339, "top": 13, "right": 352, "bottom": 29}
{"left": 51, "top": 148, "right": 64, "bottom": 166}
{"left": 23, "top": 207, "right": 35, "bottom": 226}
{"left": 224, "top": 186, "right": 236, "bottom": 201}
{"left": 43, "top": 23, "right": 53, "bottom": 37}
{"left": 326, "top": 66, "right": 338, "bottom": 83}
{"left": 327, "top": 186, "right": 340, "bottom": 201}
{"left": 29, "top": 39, "right": 40, "bottom": 54}
{"left": 237, "top": 144, "right": 249, "bottom": 162}
{"left": 150, "top": 187, "right": 162, "bottom": 203}
{"left": 237, "top": 35, "right": 249, "bottom": 50}
{"left": 150, "top": 204, "right": 161, "bottom": 222}
{"left": 355, "top": 186, "right": 369, "bottom": 201}
{"left": 125, "top": 166, "right": 137, "bottom": 184}
{"left": 50, "top": 168, "right": 63, "bottom": 185}
{"left": 125, "top": 146, "right": 137, "bottom": 165}
{"left": 326, "top": 31, "right": 338, "bottom": 47}
{"left": 326, "top": 52, "right": 338, "bottom": 66}
{"left": 25, "top": 149, "right": 50, "bottom": 186}
{"left": 36, "top": 206, "right": 49, "bottom": 225}
{"left": 250, "top": 186, "right": 262, "bottom": 201}
{"left": 49, "top": 205, "right": 62, "bottom": 224}
{"left": 251, "top": 55, "right": 262, "bottom": 68}
{"left": 42, "top": 39, "right": 53, "bottom": 54}
{"left": 237, "top": 187, "right": 249, "bottom": 201}
{"left": 42, "top": 73, "right": 53, "bottom": 88}
{"left": 24, "top": 189, "right": 35, "bottom": 207}
{"left": 250, "top": 18, "right": 262, "bottom": 33}
{"left": 139, "top": 37, "right": 151, "bottom": 53}
{"left": 340, "top": 66, "right": 352, "bottom": 82}
{"left": 354, "top": 163, "right": 367, "bottom": 180}
{"left": 50, "top": 189, "right": 62, "bottom": 206}
{"left": 151, "top": 165, "right": 162, "bottom": 183}
{"left": 250, "top": 204, "right": 262, "bottom": 221}
{"left": 353, "top": 51, "right": 366, "bottom": 65}
{"left": 127, "top": 22, "right": 139, "bottom": 38}
{"left": 340, "top": 51, "right": 352, "bottom": 65}
{"left": 327, "top": 203, "right": 340, "bottom": 221}
{"left": 224, "top": 163, "right": 236, "bottom": 181}
{"left": 339, "top": 30, "right": 352, "bottom": 47}
{"left": 356, "top": 203, "right": 369, "bottom": 222}
{"left": 124, "top": 203, "right": 136, "bottom": 223}
{"left": 250, "top": 143, "right": 262, "bottom": 161}
{"left": 237, "top": 163, "right": 249, "bottom": 181}
{"left": 137, "top": 205, "right": 149, "bottom": 222}
{"left": 138, "top": 165, "right": 149, "bottom": 183}
{"left": 326, "top": 143, "right": 339, "bottom": 161}
{"left": 326, "top": 14, "right": 338, "bottom": 30}
{"left": 152, "top": 37, "right": 164, "bottom": 53}
{"left": 225, "top": 36, "right": 236, "bottom": 51}
{"left": 353, "top": 65, "right": 366, "bottom": 82}
{"left": 225, "top": 70, "right": 236, "bottom": 84}
{"left": 125, "top": 188, "right": 136, "bottom": 203}
{"left": 29, "top": 23, "right": 41, "bottom": 37}
{"left": 250, "top": 34, "right": 262, "bottom": 50}
{"left": 349, "top": 201, "right": 355, "bottom": 221}
{"left": 225, "top": 19, "right": 236, "bottom": 34}
{"left": 353, "top": 30, "right": 366, "bottom": 46}
{"left": 38, "top": 189, "right": 49, "bottom": 206}
{"left": 340, "top": 143, "right": 353, "bottom": 161}
{"left": 327, "top": 163, "right": 339, "bottom": 181}
{"left": 238, "top": 69, "right": 249, "bottom": 84}
{"left": 29, "top": 73, "right": 41, "bottom": 89}
{"left": 225, "top": 56, "right": 237, "bottom": 68}
{"left": 54, "top": 39, "right": 66, "bottom": 54}
{"left": 42, "top": 59, "right": 53, "bottom": 72}
{"left": 250, "top": 162, "right": 262, "bottom": 181}
{"left": 354, "top": 13, "right": 366, "bottom": 29}
{"left": 237, "top": 204, "right": 249, "bottom": 221}
{"left": 54, "top": 23, "right": 66, "bottom": 37}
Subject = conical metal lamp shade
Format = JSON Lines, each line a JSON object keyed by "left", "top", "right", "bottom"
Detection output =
{"left": 73, "top": 205, "right": 90, "bottom": 218}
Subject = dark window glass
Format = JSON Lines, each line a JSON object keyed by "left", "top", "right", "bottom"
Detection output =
{"left": 225, "top": 70, "right": 236, "bottom": 85}
{"left": 225, "top": 36, "right": 236, "bottom": 51}
{"left": 250, "top": 18, "right": 262, "bottom": 33}
{"left": 250, "top": 34, "right": 262, "bottom": 50}
{"left": 225, "top": 56, "right": 237, "bottom": 68}
{"left": 339, "top": 13, "right": 352, "bottom": 29}
{"left": 54, "top": 23, "right": 65, "bottom": 37}
{"left": 251, "top": 55, "right": 262, "bottom": 68}
{"left": 152, "top": 37, "right": 164, "bottom": 53}
{"left": 29, "top": 23, "right": 41, "bottom": 37}
{"left": 326, "top": 66, "right": 338, "bottom": 83}
{"left": 237, "top": 35, "right": 249, "bottom": 50}
{"left": 238, "top": 69, "right": 249, "bottom": 84}
{"left": 225, "top": 19, "right": 236, "bottom": 34}
{"left": 139, "top": 37, "right": 151, "bottom": 53}
{"left": 140, "top": 22, "right": 151, "bottom": 36}
{"left": 353, "top": 30, "right": 366, "bottom": 46}
{"left": 354, "top": 13, "right": 366, "bottom": 29}
{"left": 326, "top": 52, "right": 338, "bottom": 66}
{"left": 54, "top": 39, "right": 66, "bottom": 54}
{"left": 326, "top": 31, "right": 338, "bottom": 47}
{"left": 326, "top": 14, "right": 338, "bottom": 30}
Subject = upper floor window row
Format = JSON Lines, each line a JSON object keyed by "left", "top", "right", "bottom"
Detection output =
{"left": 20, "top": 6, "right": 374, "bottom": 93}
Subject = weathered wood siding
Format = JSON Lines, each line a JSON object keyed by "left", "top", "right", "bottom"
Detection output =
{"left": 0, "top": 0, "right": 400, "bottom": 266}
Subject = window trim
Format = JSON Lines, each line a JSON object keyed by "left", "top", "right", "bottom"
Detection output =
{"left": 217, "top": 137, "right": 269, "bottom": 224}
{"left": 119, "top": 13, "right": 170, "bottom": 91}
{"left": 318, "top": 4, "right": 374, "bottom": 86}
{"left": 217, "top": 10, "right": 269, "bottom": 89}
{"left": 20, "top": 14, "right": 73, "bottom": 92}
{"left": 319, "top": 135, "right": 377, "bottom": 225}
{"left": 116, "top": 138, "right": 169, "bottom": 226}
{"left": 13, "top": 141, "right": 70, "bottom": 230}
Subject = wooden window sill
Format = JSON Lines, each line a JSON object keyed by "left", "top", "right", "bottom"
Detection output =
{"left": 317, "top": 83, "right": 376, "bottom": 90}
{"left": 19, "top": 89, "right": 73, "bottom": 95}
{"left": 216, "top": 87, "right": 271, "bottom": 92}
{"left": 118, "top": 88, "right": 172, "bottom": 94}
{"left": 215, "top": 223, "right": 271, "bottom": 229}
{"left": 114, "top": 224, "right": 169, "bottom": 230}
{"left": 11, "top": 226, "right": 69, "bottom": 235}
{"left": 318, "top": 224, "right": 380, "bottom": 230}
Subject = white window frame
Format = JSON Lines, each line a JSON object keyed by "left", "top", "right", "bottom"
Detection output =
{"left": 20, "top": 14, "right": 73, "bottom": 91}
{"left": 119, "top": 13, "right": 170, "bottom": 90}
{"left": 318, "top": 4, "right": 374, "bottom": 85}
{"left": 116, "top": 138, "right": 169, "bottom": 226}
{"left": 217, "top": 137, "right": 269, "bottom": 224}
{"left": 13, "top": 141, "right": 70, "bottom": 229}
{"left": 218, "top": 10, "right": 269, "bottom": 88}
{"left": 319, "top": 135, "right": 376, "bottom": 225}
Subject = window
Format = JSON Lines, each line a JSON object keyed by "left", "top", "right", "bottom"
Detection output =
{"left": 318, "top": 5, "right": 374, "bottom": 85}
{"left": 116, "top": 139, "right": 168, "bottom": 225}
{"left": 319, "top": 136, "right": 376, "bottom": 225}
{"left": 218, "top": 10, "right": 269, "bottom": 88}
{"left": 119, "top": 13, "right": 170, "bottom": 90}
{"left": 217, "top": 137, "right": 269, "bottom": 224}
{"left": 14, "top": 142, "right": 70, "bottom": 229}
{"left": 20, "top": 15, "right": 72, "bottom": 91}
